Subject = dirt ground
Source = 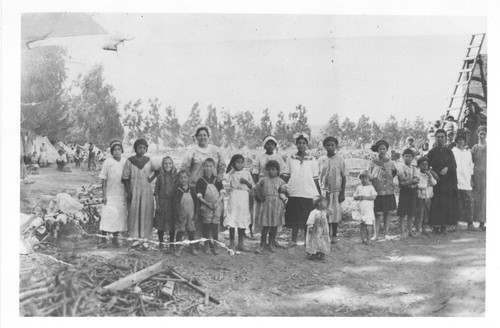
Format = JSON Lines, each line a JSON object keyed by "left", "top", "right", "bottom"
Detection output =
{"left": 20, "top": 165, "right": 485, "bottom": 317}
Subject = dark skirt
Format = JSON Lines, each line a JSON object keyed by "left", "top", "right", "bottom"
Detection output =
{"left": 374, "top": 194, "right": 397, "bottom": 214}
{"left": 285, "top": 197, "right": 314, "bottom": 229}
{"left": 397, "top": 187, "right": 418, "bottom": 217}
{"left": 153, "top": 197, "right": 175, "bottom": 231}
{"left": 457, "top": 190, "right": 474, "bottom": 223}
{"left": 429, "top": 182, "right": 459, "bottom": 226}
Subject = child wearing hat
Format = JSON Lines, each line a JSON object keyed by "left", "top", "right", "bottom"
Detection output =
{"left": 318, "top": 136, "right": 346, "bottom": 243}
{"left": 305, "top": 196, "right": 330, "bottom": 261}
{"left": 396, "top": 148, "right": 420, "bottom": 239}
{"left": 367, "top": 140, "right": 398, "bottom": 240}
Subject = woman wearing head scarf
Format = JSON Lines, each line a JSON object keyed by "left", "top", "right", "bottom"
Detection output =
{"left": 427, "top": 129, "right": 459, "bottom": 233}
{"left": 99, "top": 140, "right": 128, "bottom": 244}
{"left": 282, "top": 133, "right": 321, "bottom": 248}
{"left": 180, "top": 125, "right": 226, "bottom": 186}
{"left": 122, "top": 138, "right": 159, "bottom": 239}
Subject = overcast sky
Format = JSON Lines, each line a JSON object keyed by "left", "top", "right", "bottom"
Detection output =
{"left": 55, "top": 14, "right": 486, "bottom": 126}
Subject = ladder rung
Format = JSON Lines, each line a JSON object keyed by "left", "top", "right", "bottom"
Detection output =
{"left": 472, "top": 33, "right": 485, "bottom": 36}
{"left": 456, "top": 81, "right": 469, "bottom": 85}
{"left": 459, "top": 68, "right": 473, "bottom": 73}
{"left": 448, "top": 108, "right": 462, "bottom": 111}
{"left": 467, "top": 45, "right": 481, "bottom": 49}
{"left": 451, "top": 94, "right": 465, "bottom": 98}
{"left": 464, "top": 56, "right": 478, "bottom": 61}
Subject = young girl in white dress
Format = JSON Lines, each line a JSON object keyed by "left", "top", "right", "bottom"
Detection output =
{"left": 306, "top": 196, "right": 330, "bottom": 261}
{"left": 224, "top": 154, "right": 254, "bottom": 251}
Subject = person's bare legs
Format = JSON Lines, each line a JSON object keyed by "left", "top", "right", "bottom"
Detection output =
{"left": 407, "top": 216, "right": 415, "bottom": 237}
{"left": 383, "top": 211, "right": 390, "bottom": 237}
{"left": 366, "top": 224, "right": 373, "bottom": 244}
{"left": 371, "top": 214, "right": 381, "bottom": 241}
{"left": 398, "top": 216, "right": 405, "bottom": 239}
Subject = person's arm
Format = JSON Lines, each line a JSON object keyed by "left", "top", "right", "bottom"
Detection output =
{"left": 339, "top": 159, "right": 347, "bottom": 203}
{"left": 196, "top": 179, "right": 213, "bottom": 210}
{"left": 251, "top": 156, "right": 260, "bottom": 184}
{"left": 282, "top": 156, "right": 291, "bottom": 183}
{"left": 312, "top": 158, "right": 321, "bottom": 195}
{"left": 154, "top": 173, "right": 161, "bottom": 211}
{"left": 122, "top": 160, "right": 132, "bottom": 203}
{"left": 215, "top": 179, "right": 227, "bottom": 203}
{"left": 101, "top": 179, "right": 107, "bottom": 205}
{"left": 173, "top": 188, "right": 182, "bottom": 221}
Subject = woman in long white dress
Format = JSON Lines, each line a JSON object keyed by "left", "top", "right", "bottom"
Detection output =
{"left": 99, "top": 140, "right": 128, "bottom": 244}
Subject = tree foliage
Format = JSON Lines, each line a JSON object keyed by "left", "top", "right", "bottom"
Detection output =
{"left": 181, "top": 102, "right": 202, "bottom": 146}
{"left": 21, "top": 46, "right": 73, "bottom": 142}
{"left": 71, "top": 64, "right": 124, "bottom": 147}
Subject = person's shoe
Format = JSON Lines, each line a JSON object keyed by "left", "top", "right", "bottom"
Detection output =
{"left": 316, "top": 253, "right": 325, "bottom": 261}
{"left": 191, "top": 244, "right": 198, "bottom": 255}
{"left": 229, "top": 240, "right": 236, "bottom": 250}
{"left": 237, "top": 239, "right": 251, "bottom": 252}
{"left": 255, "top": 243, "right": 265, "bottom": 254}
{"left": 204, "top": 241, "right": 211, "bottom": 255}
{"left": 269, "top": 242, "right": 276, "bottom": 253}
{"left": 112, "top": 236, "right": 120, "bottom": 247}
{"left": 331, "top": 237, "right": 339, "bottom": 244}
{"left": 273, "top": 240, "right": 286, "bottom": 249}
{"left": 440, "top": 226, "right": 447, "bottom": 234}
{"left": 468, "top": 224, "right": 480, "bottom": 232}
{"left": 287, "top": 241, "right": 297, "bottom": 248}
{"left": 212, "top": 242, "right": 220, "bottom": 255}
{"left": 307, "top": 253, "right": 317, "bottom": 261}
{"left": 174, "top": 245, "right": 181, "bottom": 257}
{"left": 432, "top": 227, "right": 440, "bottom": 234}
{"left": 158, "top": 242, "right": 164, "bottom": 250}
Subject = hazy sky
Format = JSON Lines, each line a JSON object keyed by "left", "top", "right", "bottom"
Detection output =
{"left": 52, "top": 14, "right": 486, "bottom": 126}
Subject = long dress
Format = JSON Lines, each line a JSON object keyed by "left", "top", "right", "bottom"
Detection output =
{"left": 427, "top": 146, "right": 459, "bottom": 226}
{"left": 254, "top": 177, "right": 286, "bottom": 229}
{"left": 153, "top": 168, "right": 176, "bottom": 232}
{"left": 122, "top": 156, "right": 158, "bottom": 238}
{"left": 98, "top": 157, "right": 128, "bottom": 232}
{"left": 306, "top": 209, "right": 330, "bottom": 255}
{"left": 224, "top": 169, "right": 254, "bottom": 229}
{"left": 472, "top": 144, "right": 486, "bottom": 223}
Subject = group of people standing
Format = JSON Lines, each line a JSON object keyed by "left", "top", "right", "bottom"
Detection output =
{"left": 96, "top": 123, "right": 486, "bottom": 261}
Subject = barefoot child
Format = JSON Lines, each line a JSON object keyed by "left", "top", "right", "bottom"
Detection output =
{"left": 173, "top": 170, "right": 199, "bottom": 256}
{"left": 353, "top": 170, "right": 378, "bottom": 244}
{"left": 196, "top": 158, "right": 226, "bottom": 255}
{"left": 318, "top": 136, "right": 346, "bottom": 244}
{"left": 415, "top": 156, "right": 438, "bottom": 235}
{"left": 367, "top": 140, "right": 398, "bottom": 240}
{"left": 396, "top": 149, "right": 420, "bottom": 239}
{"left": 306, "top": 196, "right": 330, "bottom": 261}
{"left": 254, "top": 160, "right": 287, "bottom": 253}
{"left": 224, "top": 154, "right": 254, "bottom": 252}
{"left": 154, "top": 156, "right": 177, "bottom": 251}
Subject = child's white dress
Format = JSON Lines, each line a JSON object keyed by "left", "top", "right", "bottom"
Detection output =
{"left": 306, "top": 209, "right": 330, "bottom": 255}
{"left": 224, "top": 169, "right": 254, "bottom": 229}
{"left": 352, "top": 185, "right": 378, "bottom": 225}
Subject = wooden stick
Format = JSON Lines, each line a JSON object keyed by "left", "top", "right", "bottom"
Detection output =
{"left": 104, "top": 259, "right": 170, "bottom": 291}
{"left": 19, "top": 286, "right": 50, "bottom": 302}
{"left": 168, "top": 268, "right": 220, "bottom": 305}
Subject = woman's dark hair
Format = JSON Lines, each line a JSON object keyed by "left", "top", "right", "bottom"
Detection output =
{"left": 265, "top": 160, "right": 280, "bottom": 174}
{"left": 417, "top": 156, "right": 429, "bottom": 166}
{"left": 203, "top": 157, "right": 216, "bottom": 166}
{"left": 434, "top": 129, "right": 447, "bottom": 137}
{"left": 226, "top": 154, "right": 245, "bottom": 173}
{"left": 454, "top": 133, "right": 466, "bottom": 143}
{"left": 133, "top": 138, "right": 148, "bottom": 153}
{"left": 195, "top": 126, "right": 210, "bottom": 137}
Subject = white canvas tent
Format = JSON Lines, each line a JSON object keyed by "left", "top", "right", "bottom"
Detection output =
{"left": 29, "top": 136, "right": 59, "bottom": 163}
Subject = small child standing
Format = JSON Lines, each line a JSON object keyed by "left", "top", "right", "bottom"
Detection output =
{"left": 224, "top": 154, "right": 254, "bottom": 252}
{"left": 173, "top": 170, "right": 199, "bottom": 256}
{"left": 367, "top": 140, "right": 398, "bottom": 240}
{"left": 415, "top": 156, "right": 438, "bottom": 235}
{"left": 154, "top": 156, "right": 177, "bottom": 252}
{"left": 196, "top": 158, "right": 226, "bottom": 255}
{"left": 306, "top": 196, "right": 330, "bottom": 261}
{"left": 318, "top": 136, "right": 346, "bottom": 244}
{"left": 396, "top": 149, "right": 420, "bottom": 239}
{"left": 353, "top": 170, "right": 378, "bottom": 244}
{"left": 254, "top": 160, "right": 287, "bottom": 253}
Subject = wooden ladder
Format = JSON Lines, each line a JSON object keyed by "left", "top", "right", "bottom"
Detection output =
{"left": 446, "top": 33, "right": 486, "bottom": 123}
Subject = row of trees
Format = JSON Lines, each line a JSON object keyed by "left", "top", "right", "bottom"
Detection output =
{"left": 21, "top": 46, "right": 430, "bottom": 151}
{"left": 21, "top": 46, "right": 124, "bottom": 149}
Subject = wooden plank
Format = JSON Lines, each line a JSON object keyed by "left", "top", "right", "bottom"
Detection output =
{"left": 168, "top": 268, "right": 220, "bottom": 305}
{"left": 104, "top": 259, "right": 169, "bottom": 291}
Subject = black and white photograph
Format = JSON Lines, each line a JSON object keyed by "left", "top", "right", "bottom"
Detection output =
{"left": 1, "top": 0, "right": 499, "bottom": 323}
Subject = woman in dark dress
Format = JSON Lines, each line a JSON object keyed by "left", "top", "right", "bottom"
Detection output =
{"left": 427, "top": 129, "right": 459, "bottom": 233}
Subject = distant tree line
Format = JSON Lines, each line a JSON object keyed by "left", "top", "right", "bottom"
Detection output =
{"left": 21, "top": 46, "right": 431, "bottom": 151}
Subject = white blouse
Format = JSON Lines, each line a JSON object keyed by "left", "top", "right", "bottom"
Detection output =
{"left": 283, "top": 154, "right": 319, "bottom": 198}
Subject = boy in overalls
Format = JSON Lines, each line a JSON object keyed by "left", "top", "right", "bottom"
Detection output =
{"left": 196, "top": 158, "right": 226, "bottom": 255}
